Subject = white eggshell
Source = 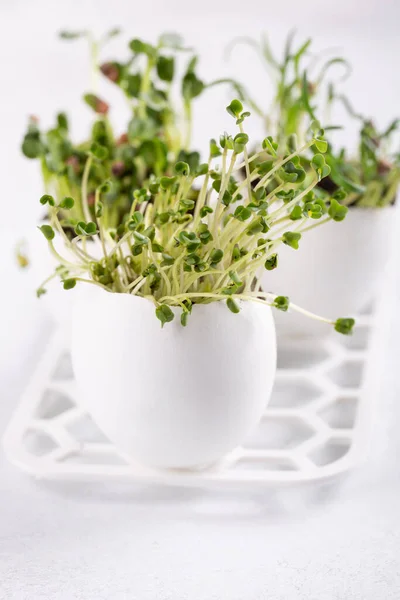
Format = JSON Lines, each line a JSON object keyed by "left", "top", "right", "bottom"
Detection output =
{"left": 71, "top": 286, "right": 277, "bottom": 468}
{"left": 263, "top": 206, "right": 397, "bottom": 338}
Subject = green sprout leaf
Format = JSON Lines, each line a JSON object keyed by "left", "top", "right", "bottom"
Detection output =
{"left": 334, "top": 317, "right": 355, "bottom": 335}
{"left": 133, "top": 231, "right": 150, "bottom": 245}
{"left": 122, "top": 73, "right": 142, "bottom": 97}
{"left": 182, "top": 71, "right": 205, "bottom": 101}
{"left": 304, "top": 202, "right": 323, "bottom": 219}
{"left": 276, "top": 189, "right": 295, "bottom": 203}
{"left": 311, "top": 153, "right": 331, "bottom": 180}
{"left": 179, "top": 198, "right": 195, "bottom": 213}
{"left": 99, "top": 180, "right": 112, "bottom": 194}
{"left": 156, "top": 304, "right": 175, "bottom": 327}
{"left": 90, "top": 142, "right": 109, "bottom": 161}
{"left": 195, "top": 163, "right": 208, "bottom": 176}
{"left": 197, "top": 223, "right": 213, "bottom": 244}
{"left": 328, "top": 198, "right": 348, "bottom": 222}
{"left": 22, "top": 134, "right": 45, "bottom": 159}
{"left": 180, "top": 299, "right": 192, "bottom": 326}
{"left": 40, "top": 194, "right": 55, "bottom": 206}
{"left": 219, "top": 133, "right": 234, "bottom": 150}
{"left": 57, "top": 112, "right": 68, "bottom": 131}
{"left": 38, "top": 225, "right": 55, "bottom": 241}
{"left": 280, "top": 161, "right": 306, "bottom": 183}
{"left": 262, "top": 136, "right": 278, "bottom": 156}
{"left": 129, "top": 38, "right": 156, "bottom": 58}
{"left": 282, "top": 231, "right": 301, "bottom": 249}
{"left": 246, "top": 217, "right": 269, "bottom": 236}
{"left": 160, "top": 176, "right": 177, "bottom": 190}
{"left": 63, "top": 278, "right": 76, "bottom": 290}
{"left": 59, "top": 196, "right": 75, "bottom": 210}
{"left": 310, "top": 120, "right": 322, "bottom": 135}
{"left": 83, "top": 94, "right": 109, "bottom": 115}
{"left": 209, "top": 138, "right": 221, "bottom": 157}
{"left": 75, "top": 221, "right": 98, "bottom": 237}
{"left": 210, "top": 249, "right": 224, "bottom": 266}
{"left": 226, "top": 99, "right": 243, "bottom": 119}
{"left": 273, "top": 296, "right": 289, "bottom": 311}
{"left": 234, "top": 206, "right": 252, "bottom": 221}
{"left": 332, "top": 188, "right": 347, "bottom": 202}
{"left": 289, "top": 205, "right": 303, "bottom": 220}
{"left": 226, "top": 297, "right": 240, "bottom": 314}
{"left": 157, "top": 55, "right": 174, "bottom": 82}
{"left": 200, "top": 206, "right": 213, "bottom": 218}
{"left": 161, "top": 253, "right": 175, "bottom": 267}
{"left": 175, "top": 161, "right": 190, "bottom": 176}
{"left": 233, "top": 132, "right": 249, "bottom": 153}
{"left": 265, "top": 254, "right": 278, "bottom": 270}
{"left": 314, "top": 137, "right": 328, "bottom": 153}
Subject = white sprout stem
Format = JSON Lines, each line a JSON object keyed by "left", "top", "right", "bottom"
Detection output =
{"left": 158, "top": 290, "right": 334, "bottom": 326}
{"left": 49, "top": 209, "right": 90, "bottom": 265}
{"left": 81, "top": 155, "right": 93, "bottom": 223}
{"left": 47, "top": 241, "right": 82, "bottom": 270}
{"left": 212, "top": 151, "right": 237, "bottom": 241}
{"left": 246, "top": 291, "right": 334, "bottom": 324}
{"left": 233, "top": 149, "right": 274, "bottom": 172}
{"left": 299, "top": 215, "right": 332, "bottom": 234}
{"left": 94, "top": 188, "right": 108, "bottom": 258}
{"left": 239, "top": 123, "right": 252, "bottom": 203}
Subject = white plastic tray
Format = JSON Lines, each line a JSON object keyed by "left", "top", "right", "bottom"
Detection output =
{"left": 3, "top": 290, "right": 389, "bottom": 489}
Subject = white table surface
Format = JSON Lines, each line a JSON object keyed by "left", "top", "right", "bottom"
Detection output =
{"left": 1, "top": 231, "right": 400, "bottom": 600}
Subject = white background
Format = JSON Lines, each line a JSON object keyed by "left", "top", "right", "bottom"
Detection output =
{"left": 1, "top": 1, "right": 400, "bottom": 598}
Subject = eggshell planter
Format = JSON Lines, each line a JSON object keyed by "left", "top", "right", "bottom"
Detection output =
{"left": 263, "top": 205, "right": 397, "bottom": 338}
{"left": 71, "top": 286, "right": 277, "bottom": 469}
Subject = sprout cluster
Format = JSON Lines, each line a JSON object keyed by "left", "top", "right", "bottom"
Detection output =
{"left": 21, "top": 30, "right": 228, "bottom": 233}
{"left": 229, "top": 31, "right": 400, "bottom": 208}
{"left": 323, "top": 112, "right": 400, "bottom": 208}
{"left": 36, "top": 99, "right": 354, "bottom": 335}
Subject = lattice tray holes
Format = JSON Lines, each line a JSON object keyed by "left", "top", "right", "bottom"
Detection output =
{"left": 318, "top": 396, "right": 358, "bottom": 430}
{"left": 35, "top": 388, "right": 74, "bottom": 420}
{"left": 65, "top": 412, "right": 110, "bottom": 444}
{"left": 277, "top": 341, "right": 330, "bottom": 370}
{"left": 51, "top": 351, "right": 74, "bottom": 381}
{"left": 244, "top": 415, "right": 315, "bottom": 451}
{"left": 269, "top": 375, "right": 326, "bottom": 409}
{"left": 327, "top": 359, "right": 364, "bottom": 389}
{"left": 22, "top": 429, "right": 58, "bottom": 457}
{"left": 308, "top": 437, "right": 351, "bottom": 468}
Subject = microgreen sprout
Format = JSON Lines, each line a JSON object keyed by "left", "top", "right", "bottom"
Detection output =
{"left": 228, "top": 31, "right": 400, "bottom": 208}
{"left": 21, "top": 29, "right": 249, "bottom": 240}
{"left": 35, "top": 101, "right": 354, "bottom": 336}
{"left": 227, "top": 31, "right": 351, "bottom": 147}
{"left": 322, "top": 102, "right": 400, "bottom": 207}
